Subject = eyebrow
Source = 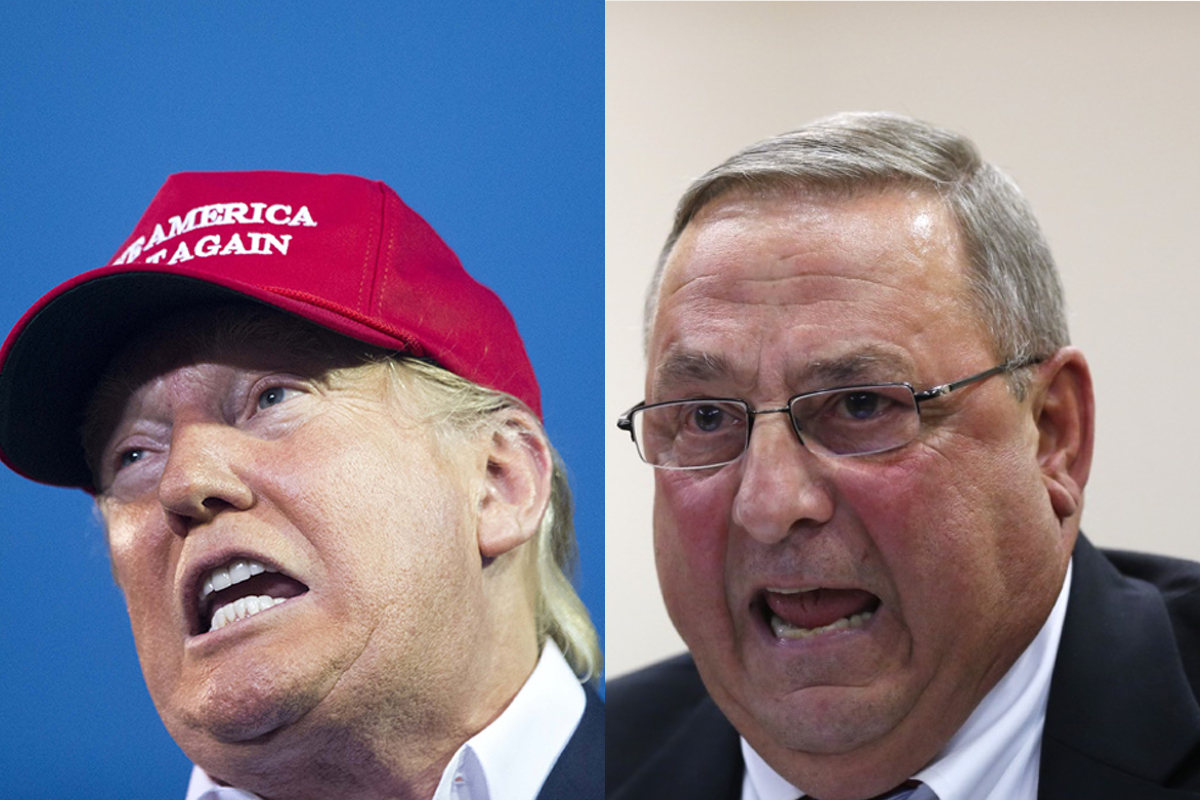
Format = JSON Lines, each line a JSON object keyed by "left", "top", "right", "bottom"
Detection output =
{"left": 652, "top": 349, "right": 737, "bottom": 393}
{"left": 651, "top": 346, "right": 914, "bottom": 399}
{"left": 793, "top": 350, "right": 913, "bottom": 389}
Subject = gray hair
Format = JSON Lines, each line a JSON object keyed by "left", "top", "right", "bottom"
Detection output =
{"left": 382, "top": 358, "right": 603, "bottom": 684}
{"left": 647, "top": 112, "right": 1069, "bottom": 389}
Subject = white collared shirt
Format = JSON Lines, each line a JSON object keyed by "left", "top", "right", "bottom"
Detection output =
{"left": 185, "top": 641, "right": 586, "bottom": 800}
{"left": 742, "top": 561, "right": 1074, "bottom": 800}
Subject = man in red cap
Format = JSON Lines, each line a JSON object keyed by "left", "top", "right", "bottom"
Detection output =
{"left": 0, "top": 171, "right": 602, "bottom": 800}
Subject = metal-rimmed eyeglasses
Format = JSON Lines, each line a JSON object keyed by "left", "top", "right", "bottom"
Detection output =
{"left": 617, "top": 357, "right": 1042, "bottom": 470}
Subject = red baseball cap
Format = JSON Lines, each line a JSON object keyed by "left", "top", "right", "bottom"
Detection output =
{"left": 0, "top": 170, "right": 541, "bottom": 492}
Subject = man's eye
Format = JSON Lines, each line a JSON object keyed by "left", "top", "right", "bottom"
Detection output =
{"left": 118, "top": 448, "right": 145, "bottom": 469}
{"left": 841, "top": 391, "right": 885, "bottom": 419}
{"left": 257, "top": 387, "right": 291, "bottom": 410}
{"left": 694, "top": 405, "right": 725, "bottom": 431}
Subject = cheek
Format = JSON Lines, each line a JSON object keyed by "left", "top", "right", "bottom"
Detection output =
{"left": 299, "top": 444, "right": 485, "bottom": 684}
{"left": 836, "top": 454, "right": 974, "bottom": 574}
{"left": 835, "top": 442, "right": 1054, "bottom": 641}
{"left": 267, "top": 427, "right": 479, "bottom": 607}
{"left": 653, "top": 470, "right": 738, "bottom": 632}
{"left": 105, "top": 504, "right": 171, "bottom": 611}
{"left": 654, "top": 471, "right": 732, "bottom": 570}
{"left": 103, "top": 503, "right": 185, "bottom": 687}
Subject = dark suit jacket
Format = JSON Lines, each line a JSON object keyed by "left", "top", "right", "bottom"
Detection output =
{"left": 606, "top": 536, "right": 1200, "bottom": 799}
{"left": 539, "top": 683, "right": 604, "bottom": 800}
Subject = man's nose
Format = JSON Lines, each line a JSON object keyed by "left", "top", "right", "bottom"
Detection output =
{"left": 731, "top": 412, "right": 834, "bottom": 544}
{"left": 157, "top": 422, "right": 254, "bottom": 533}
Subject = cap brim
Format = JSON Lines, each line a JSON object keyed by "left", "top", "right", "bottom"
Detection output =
{"left": 0, "top": 265, "right": 429, "bottom": 492}
{"left": 0, "top": 271, "right": 281, "bottom": 490}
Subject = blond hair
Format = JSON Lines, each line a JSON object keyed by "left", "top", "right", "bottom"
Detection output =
{"left": 381, "top": 357, "right": 602, "bottom": 684}
{"left": 84, "top": 306, "right": 602, "bottom": 683}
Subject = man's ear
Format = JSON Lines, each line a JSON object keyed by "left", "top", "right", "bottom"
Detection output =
{"left": 1033, "top": 347, "right": 1095, "bottom": 523}
{"left": 477, "top": 409, "right": 553, "bottom": 560}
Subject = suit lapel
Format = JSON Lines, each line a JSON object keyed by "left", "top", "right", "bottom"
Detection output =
{"left": 1040, "top": 537, "right": 1200, "bottom": 799}
{"left": 607, "top": 694, "right": 743, "bottom": 800}
{"left": 537, "top": 684, "right": 604, "bottom": 800}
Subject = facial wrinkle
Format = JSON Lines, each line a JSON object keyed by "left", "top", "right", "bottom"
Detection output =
{"left": 652, "top": 348, "right": 737, "bottom": 396}
{"left": 787, "top": 350, "right": 915, "bottom": 393}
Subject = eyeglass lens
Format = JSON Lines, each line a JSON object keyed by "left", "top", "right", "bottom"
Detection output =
{"left": 633, "top": 385, "right": 921, "bottom": 468}
{"left": 635, "top": 400, "right": 749, "bottom": 468}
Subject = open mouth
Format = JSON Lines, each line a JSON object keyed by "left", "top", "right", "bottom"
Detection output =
{"left": 192, "top": 558, "right": 309, "bottom": 635}
{"left": 756, "top": 587, "right": 881, "bottom": 641}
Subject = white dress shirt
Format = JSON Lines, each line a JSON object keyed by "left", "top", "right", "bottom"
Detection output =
{"left": 742, "top": 561, "right": 1073, "bottom": 800}
{"left": 185, "top": 641, "right": 586, "bottom": 800}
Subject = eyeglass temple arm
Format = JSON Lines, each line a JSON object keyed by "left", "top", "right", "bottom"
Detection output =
{"left": 913, "top": 356, "right": 1043, "bottom": 404}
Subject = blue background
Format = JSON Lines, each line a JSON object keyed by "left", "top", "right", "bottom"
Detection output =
{"left": 0, "top": 3, "right": 602, "bottom": 796}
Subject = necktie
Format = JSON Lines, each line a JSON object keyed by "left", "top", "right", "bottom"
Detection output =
{"left": 876, "top": 783, "right": 937, "bottom": 800}
{"left": 804, "top": 783, "right": 937, "bottom": 800}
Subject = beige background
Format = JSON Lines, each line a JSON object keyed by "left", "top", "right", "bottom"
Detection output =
{"left": 606, "top": 2, "right": 1200, "bottom": 679}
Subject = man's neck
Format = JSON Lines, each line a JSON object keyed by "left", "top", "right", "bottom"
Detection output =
{"left": 195, "top": 640, "right": 540, "bottom": 800}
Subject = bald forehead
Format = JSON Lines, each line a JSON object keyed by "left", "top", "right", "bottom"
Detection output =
{"left": 645, "top": 188, "right": 993, "bottom": 401}
{"left": 659, "top": 188, "right": 967, "bottom": 298}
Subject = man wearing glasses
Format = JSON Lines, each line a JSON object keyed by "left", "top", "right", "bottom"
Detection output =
{"left": 608, "top": 113, "right": 1200, "bottom": 800}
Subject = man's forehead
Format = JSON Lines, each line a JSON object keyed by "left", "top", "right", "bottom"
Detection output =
{"left": 650, "top": 343, "right": 916, "bottom": 397}
{"left": 646, "top": 187, "right": 979, "bottom": 389}
{"left": 661, "top": 188, "right": 963, "bottom": 303}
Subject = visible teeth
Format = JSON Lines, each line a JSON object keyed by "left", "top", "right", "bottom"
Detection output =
{"left": 199, "top": 558, "right": 277, "bottom": 604}
{"left": 229, "top": 560, "right": 251, "bottom": 584}
{"left": 766, "top": 587, "right": 819, "bottom": 595}
{"left": 209, "top": 595, "right": 289, "bottom": 632}
{"left": 770, "top": 610, "right": 874, "bottom": 640}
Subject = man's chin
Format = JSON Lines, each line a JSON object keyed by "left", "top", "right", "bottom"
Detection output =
{"left": 741, "top": 683, "right": 908, "bottom": 756}
{"left": 741, "top": 688, "right": 934, "bottom": 800}
{"left": 166, "top": 672, "right": 326, "bottom": 750}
